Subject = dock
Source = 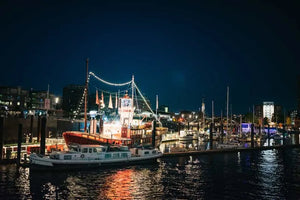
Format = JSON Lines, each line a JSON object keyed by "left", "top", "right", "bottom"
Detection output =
{"left": 162, "top": 144, "right": 300, "bottom": 157}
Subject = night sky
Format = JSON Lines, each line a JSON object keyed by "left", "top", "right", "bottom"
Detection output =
{"left": 1, "top": 1, "right": 299, "bottom": 114}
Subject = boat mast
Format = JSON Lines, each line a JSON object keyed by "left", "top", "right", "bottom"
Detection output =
{"left": 202, "top": 98, "right": 205, "bottom": 130}
{"left": 227, "top": 86, "right": 229, "bottom": 136}
{"left": 156, "top": 95, "right": 158, "bottom": 117}
{"left": 212, "top": 100, "right": 214, "bottom": 124}
{"left": 132, "top": 75, "right": 134, "bottom": 108}
{"left": 84, "top": 58, "right": 89, "bottom": 132}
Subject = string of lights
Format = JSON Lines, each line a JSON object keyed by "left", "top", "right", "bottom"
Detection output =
{"left": 72, "top": 74, "right": 91, "bottom": 120}
{"left": 89, "top": 72, "right": 132, "bottom": 86}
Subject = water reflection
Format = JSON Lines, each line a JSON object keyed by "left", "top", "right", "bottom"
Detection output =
{"left": 100, "top": 169, "right": 134, "bottom": 199}
{"left": 28, "top": 164, "right": 163, "bottom": 199}
{"left": 1, "top": 148, "right": 300, "bottom": 199}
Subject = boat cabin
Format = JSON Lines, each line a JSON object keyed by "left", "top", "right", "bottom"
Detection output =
{"left": 49, "top": 144, "right": 132, "bottom": 161}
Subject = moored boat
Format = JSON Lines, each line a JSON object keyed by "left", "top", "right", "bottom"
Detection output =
{"left": 29, "top": 144, "right": 162, "bottom": 170}
{"left": 63, "top": 131, "right": 131, "bottom": 146}
{"left": 179, "top": 130, "right": 198, "bottom": 141}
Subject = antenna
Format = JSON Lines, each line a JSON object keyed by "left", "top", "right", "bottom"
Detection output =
{"left": 84, "top": 58, "right": 89, "bottom": 132}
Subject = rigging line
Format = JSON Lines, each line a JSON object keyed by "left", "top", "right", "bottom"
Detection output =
{"left": 134, "top": 87, "right": 139, "bottom": 111}
{"left": 89, "top": 83, "right": 128, "bottom": 95}
{"left": 133, "top": 82, "right": 162, "bottom": 125}
{"left": 89, "top": 72, "right": 132, "bottom": 86}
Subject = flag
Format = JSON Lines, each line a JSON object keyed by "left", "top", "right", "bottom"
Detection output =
{"left": 101, "top": 92, "right": 105, "bottom": 108}
{"left": 108, "top": 94, "right": 113, "bottom": 109}
{"left": 96, "top": 90, "right": 100, "bottom": 105}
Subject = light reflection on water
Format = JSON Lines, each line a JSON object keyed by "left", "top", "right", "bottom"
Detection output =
{"left": 0, "top": 148, "right": 300, "bottom": 199}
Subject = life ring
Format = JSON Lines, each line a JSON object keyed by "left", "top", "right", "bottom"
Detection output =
{"left": 80, "top": 154, "right": 85, "bottom": 158}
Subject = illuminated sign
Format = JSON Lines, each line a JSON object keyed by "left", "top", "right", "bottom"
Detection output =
{"left": 121, "top": 99, "right": 132, "bottom": 108}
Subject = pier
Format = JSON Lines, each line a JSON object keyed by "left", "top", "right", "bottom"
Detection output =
{"left": 162, "top": 144, "right": 300, "bottom": 157}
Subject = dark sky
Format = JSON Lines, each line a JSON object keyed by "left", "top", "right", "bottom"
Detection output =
{"left": 1, "top": 0, "right": 299, "bottom": 114}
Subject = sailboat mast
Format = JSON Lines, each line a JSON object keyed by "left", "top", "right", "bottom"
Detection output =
{"left": 132, "top": 75, "right": 134, "bottom": 108}
{"left": 156, "top": 95, "right": 158, "bottom": 117}
{"left": 212, "top": 100, "right": 214, "bottom": 124}
{"left": 84, "top": 58, "right": 89, "bottom": 132}
{"left": 202, "top": 98, "right": 205, "bottom": 129}
{"left": 227, "top": 86, "right": 229, "bottom": 135}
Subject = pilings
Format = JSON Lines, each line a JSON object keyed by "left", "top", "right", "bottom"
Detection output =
{"left": 283, "top": 124, "right": 286, "bottom": 145}
{"left": 220, "top": 123, "right": 224, "bottom": 144}
{"left": 267, "top": 124, "right": 270, "bottom": 146}
{"left": 0, "top": 117, "right": 4, "bottom": 160}
{"left": 17, "top": 124, "right": 22, "bottom": 165}
{"left": 29, "top": 115, "right": 33, "bottom": 143}
{"left": 251, "top": 123, "right": 254, "bottom": 148}
{"left": 152, "top": 120, "right": 156, "bottom": 147}
{"left": 295, "top": 133, "right": 300, "bottom": 145}
{"left": 37, "top": 116, "right": 41, "bottom": 142}
{"left": 209, "top": 123, "right": 213, "bottom": 150}
{"left": 40, "top": 117, "right": 46, "bottom": 155}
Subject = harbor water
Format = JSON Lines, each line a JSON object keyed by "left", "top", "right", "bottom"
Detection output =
{"left": 1, "top": 147, "right": 300, "bottom": 199}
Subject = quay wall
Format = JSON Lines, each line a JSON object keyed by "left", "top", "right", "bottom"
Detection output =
{"left": 1, "top": 117, "right": 80, "bottom": 144}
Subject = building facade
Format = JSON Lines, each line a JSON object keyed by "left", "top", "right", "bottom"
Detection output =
{"left": 0, "top": 86, "right": 29, "bottom": 113}
{"left": 0, "top": 86, "right": 61, "bottom": 117}
{"left": 263, "top": 102, "right": 274, "bottom": 121}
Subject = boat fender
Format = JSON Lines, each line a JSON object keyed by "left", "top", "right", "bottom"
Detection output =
{"left": 80, "top": 154, "right": 85, "bottom": 158}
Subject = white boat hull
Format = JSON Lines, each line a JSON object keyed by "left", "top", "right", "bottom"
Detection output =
{"left": 30, "top": 149, "right": 162, "bottom": 170}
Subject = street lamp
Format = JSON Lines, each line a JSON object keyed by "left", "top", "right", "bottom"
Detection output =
{"left": 55, "top": 97, "right": 59, "bottom": 110}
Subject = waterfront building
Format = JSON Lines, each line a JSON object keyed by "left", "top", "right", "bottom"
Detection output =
{"left": 290, "top": 110, "right": 298, "bottom": 126}
{"left": 28, "top": 89, "right": 59, "bottom": 111}
{"left": 263, "top": 102, "right": 274, "bottom": 121}
{"left": 256, "top": 102, "right": 282, "bottom": 124}
{"left": 0, "top": 86, "right": 29, "bottom": 115}
{"left": 0, "top": 86, "right": 61, "bottom": 117}
{"left": 254, "top": 105, "right": 263, "bottom": 120}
